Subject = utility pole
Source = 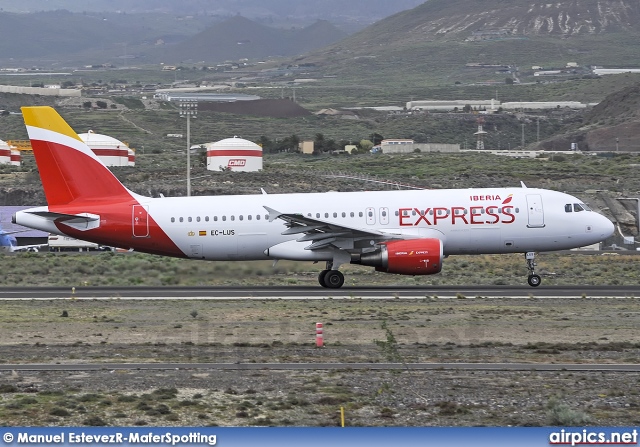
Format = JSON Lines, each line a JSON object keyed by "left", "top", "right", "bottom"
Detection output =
{"left": 179, "top": 98, "right": 198, "bottom": 196}
{"left": 521, "top": 123, "right": 525, "bottom": 149}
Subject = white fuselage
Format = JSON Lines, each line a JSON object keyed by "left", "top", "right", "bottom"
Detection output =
{"left": 14, "top": 187, "right": 611, "bottom": 261}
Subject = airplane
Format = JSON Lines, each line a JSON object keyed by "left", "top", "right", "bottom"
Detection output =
{"left": 13, "top": 106, "right": 614, "bottom": 288}
{"left": 0, "top": 223, "right": 45, "bottom": 253}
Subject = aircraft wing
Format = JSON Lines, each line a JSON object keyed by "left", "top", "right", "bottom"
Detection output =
{"left": 264, "top": 206, "right": 394, "bottom": 251}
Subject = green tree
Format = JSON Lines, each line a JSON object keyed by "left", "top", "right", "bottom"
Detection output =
{"left": 369, "top": 133, "right": 384, "bottom": 145}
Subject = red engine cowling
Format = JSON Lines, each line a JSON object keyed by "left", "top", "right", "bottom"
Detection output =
{"left": 357, "top": 239, "right": 443, "bottom": 275}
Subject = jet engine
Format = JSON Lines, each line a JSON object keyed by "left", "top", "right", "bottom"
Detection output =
{"left": 354, "top": 239, "right": 443, "bottom": 275}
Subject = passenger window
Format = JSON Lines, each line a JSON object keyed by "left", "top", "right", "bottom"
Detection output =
{"left": 565, "top": 204, "right": 572, "bottom": 213}
{"left": 368, "top": 211, "right": 373, "bottom": 217}
{"left": 179, "top": 217, "right": 184, "bottom": 222}
{"left": 316, "top": 213, "right": 320, "bottom": 218}
{"left": 257, "top": 215, "right": 260, "bottom": 220}
{"left": 239, "top": 215, "right": 243, "bottom": 221}
{"left": 402, "top": 210, "right": 409, "bottom": 216}
{"left": 171, "top": 217, "right": 175, "bottom": 223}
{"left": 333, "top": 212, "right": 337, "bottom": 218}
{"left": 222, "top": 216, "right": 226, "bottom": 221}
{"left": 196, "top": 216, "right": 201, "bottom": 222}
{"left": 359, "top": 212, "right": 363, "bottom": 217}
{"left": 231, "top": 216, "right": 235, "bottom": 221}
{"left": 248, "top": 215, "right": 252, "bottom": 221}
{"left": 214, "top": 216, "right": 218, "bottom": 222}
{"left": 342, "top": 212, "right": 346, "bottom": 218}
{"left": 382, "top": 210, "right": 387, "bottom": 217}
{"left": 395, "top": 211, "right": 399, "bottom": 216}
{"left": 188, "top": 217, "right": 192, "bottom": 222}
{"left": 351, "top": 212, "right": 355, "bottom": 218}
{"left": 205, "top": 216, "right": 209, "bottom": 222}
{"left": 325, "top": 213, "right": 329, "bottom": 218}
{"left": 265, "top": 214, "right": 269, "bottom": 220}
{"left": 412, "top": 210, "right": 416, "bottom": 216}
{"left": 515, "top": 208, "right": 519, "bottom": 213}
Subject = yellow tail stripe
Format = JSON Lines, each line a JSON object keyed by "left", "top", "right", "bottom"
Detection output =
{"left": 21, "top": 106, "right": 82, "bottom": 142}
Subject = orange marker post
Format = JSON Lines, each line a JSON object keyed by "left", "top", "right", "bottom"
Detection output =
{"left": 316, "top": 322, "right": 324, "bottom": 347}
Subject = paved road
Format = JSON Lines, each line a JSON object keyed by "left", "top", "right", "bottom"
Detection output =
{"left": 2, "top": 362, "right": 640, "bottom": 372}
{"left": 0, "top": 285, "right": 637, "bottom": 299}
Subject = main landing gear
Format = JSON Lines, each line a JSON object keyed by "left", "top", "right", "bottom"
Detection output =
{"left": 525, "top": 252, "right": 541, "bottom": 287}
{"left": 318, "top": 262, "right": 345, "bottom": 289}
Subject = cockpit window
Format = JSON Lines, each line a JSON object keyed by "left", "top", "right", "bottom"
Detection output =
{"left": 581, "top": 203, "right": 592, "bottom": 211}
{"left": 565, "top": 204, "right": 572, "bottom": 213}
{"left": 573, "top": 203, "right": 584, "bottom": 212}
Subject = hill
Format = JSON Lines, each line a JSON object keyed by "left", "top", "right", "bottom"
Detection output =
{"left": 296, "top": 0, "right": 640, "bottom": 85}
{"left": 537, "top": 80, "right": 640, "bottom": 152}
{"left": 151, "top": 16, "right": 348, "bottom": 64}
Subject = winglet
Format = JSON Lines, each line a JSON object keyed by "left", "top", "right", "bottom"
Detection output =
{"left": 263, "top": 206, "right": 282, "bottom": 223}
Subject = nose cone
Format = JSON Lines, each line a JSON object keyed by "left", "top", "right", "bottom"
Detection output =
{"left": 597, "top": 214, "right": 615, "bottom": 240}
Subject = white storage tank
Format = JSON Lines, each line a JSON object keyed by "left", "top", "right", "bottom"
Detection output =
{"left": 206, "top": 137, "right": 262, "bottom": 172}
{"left": 78, "top": 130, "right": 135, "bottom": 167}
{"left": 0, "top": 139, "right": 19, "bottom": 166}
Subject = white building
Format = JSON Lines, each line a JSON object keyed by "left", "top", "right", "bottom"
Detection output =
{"left": 0, "top": 140, "right": 20, "bottom": 166}
{"left": 206, "top": 137, "right": 262, "bottom": 172}
{"left": 78, "top": 131, "right": 135, "bottom": 167}
{"left": 380, "top": 139, "right": 460, "bottom": 154}
{"left": 593, "top": 68, "right": 640, "bottom": 76}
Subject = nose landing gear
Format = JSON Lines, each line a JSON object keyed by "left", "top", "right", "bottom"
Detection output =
{"left": 525, "top": 252, "right": 541, "bottom": 287}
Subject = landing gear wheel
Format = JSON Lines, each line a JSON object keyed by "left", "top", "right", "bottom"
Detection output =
{"left": 318, "top": 270, "right": 329, "bottom": 288}
{"left": 524, "top": 252, "right": 541, "bottom": 287}
{"left": 527, "top": 274, "right": 541, "bottom": 287}
{"left": 323, "top": 270, "right": 344, "bottom": 289}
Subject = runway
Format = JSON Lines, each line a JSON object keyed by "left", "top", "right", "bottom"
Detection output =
{"left": 2, "top": 362, "right": 640, "bottom": 372}
{"left": 0, "top": 285, "right": 637, "bottom": 299}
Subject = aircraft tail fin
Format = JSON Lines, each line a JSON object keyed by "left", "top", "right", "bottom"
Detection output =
{"left": 21, "top": 106, "right": 132, "bottom": 206}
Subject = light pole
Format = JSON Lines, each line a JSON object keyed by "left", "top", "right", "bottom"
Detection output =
{"left": 179, "top": 99, "right": 197, "bottom": 196}
{"left": 616, "top": 137, "right": 619, "bottom": 152}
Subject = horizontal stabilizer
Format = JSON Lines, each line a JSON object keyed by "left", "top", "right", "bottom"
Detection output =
{"left": 27, "top": 211, "right": 100, "bottom": 231}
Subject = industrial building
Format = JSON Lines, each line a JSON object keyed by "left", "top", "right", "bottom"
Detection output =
{"left": 379, "top": 139, "right": 460, "bottom": 154}
{"left": 205, "top": 137, "right": 263, "bottom": 172}
{"left": 406, "top": 99, "right": 591, "bottom": 112}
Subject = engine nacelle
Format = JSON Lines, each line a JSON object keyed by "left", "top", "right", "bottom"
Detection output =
{"left": 355, "top": 239, "right": 443, "bottom": 275}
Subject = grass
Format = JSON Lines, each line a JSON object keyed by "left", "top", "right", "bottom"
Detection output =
{"left": 1, "top": 251, "right": 638, "bottom": 287}
{"left": 2, "top": 296, "right": 640, "bottom": 426}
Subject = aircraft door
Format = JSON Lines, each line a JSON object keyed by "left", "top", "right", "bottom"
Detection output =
{"left": 379, "top": 207, "right": 389, "bottom": 225}
{"left": 132, "top": 205, "right": 149, "bottom": 237}
{"left": 365, "top": 207, "right": 376, "bottom": 225}
{"left": 190, "top": 244, "right": 203, "bottom": 258}
{"left": 526, "top": 194, "right": 545, "bottom": 228}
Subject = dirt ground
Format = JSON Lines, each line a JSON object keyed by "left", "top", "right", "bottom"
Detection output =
{"left": 1, "top": 297, "right": 640, "bottom": 426}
